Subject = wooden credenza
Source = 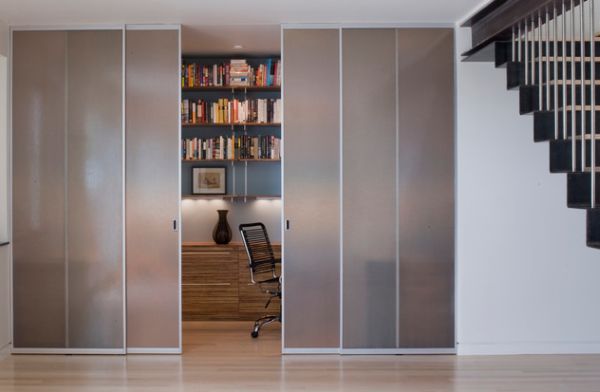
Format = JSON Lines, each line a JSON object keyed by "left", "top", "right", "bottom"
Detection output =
{"left": 182, "top": 242, "right": 281, "bottom": 321}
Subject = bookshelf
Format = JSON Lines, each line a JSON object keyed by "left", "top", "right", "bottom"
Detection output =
{"left": 183, "top": 123, "right": 281, "bottom": 128}
{"left": 183, "top": 86, "right": 280, "bottom": 92}
{"left": 181, "top": 55, "right": 282, "bottom": 200}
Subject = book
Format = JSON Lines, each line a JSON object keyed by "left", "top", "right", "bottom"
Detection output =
{"left": 182, "top": 58, "right": 282, "bottom": 88}
{"left": 181, "top": 98, "right": 282, "bottom": 125}
{"left": 182, "top": 135, "right": 281, "bottom": 160}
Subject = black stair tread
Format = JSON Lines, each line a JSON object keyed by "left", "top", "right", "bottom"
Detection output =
{"left": 587, "top": 208, "right": 600, "bottom": 248}
{"left": 586, "top": 241, "right": 600, "bottom": 249}
{"left": 567, "top": 172, "right": 600, "bottom": 209}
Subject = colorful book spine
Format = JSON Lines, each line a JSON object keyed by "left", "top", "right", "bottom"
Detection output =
{"left": 182, "top": 59, "right": 281, "bottom": 88}
{"left": 182, "top": 136, "right": 281, "bottom": 160}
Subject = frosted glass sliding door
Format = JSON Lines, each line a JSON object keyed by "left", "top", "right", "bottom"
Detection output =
{"left": 283, "top": 29, "right": 341, "bottom": 349}
{"left": 13, "top": 31, "right": 68, "bottom": 348}
{"left": 280, "top": 27, "right": 455, "bottom": 352}
{"left": 396, "top": 29, "right": 455, "bottom": 349}
{"left": 342, "top": 29, "right": 398, "bottom": 349}
{"left": 125, "top": 28, "right": 180, "bottom": 351}
{"left": 12, "top": 29, "right": 124, "bottom": 351}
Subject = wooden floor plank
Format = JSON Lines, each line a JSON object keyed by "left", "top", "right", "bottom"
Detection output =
{"left": 0, "top": 322, "right": 599, "bottom": 391}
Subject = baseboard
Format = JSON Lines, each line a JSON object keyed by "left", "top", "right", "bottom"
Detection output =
{"left": 282, "top": 347, "right": 456, "bottom": 355}
{"left": 11, "top": 348, "right": 125, "bottom": 355}
{"left": 0, "top": 343, "right": 10, "bottom": 358}
{"left": 341, "top": 348, "right": 456, "bottom": 355}
{"left": 126, "top": 347, "right": 182, "bottom": 355}
{"left": 282, "top": 348, "right": 340, "bottom": 355}
{"left": 458, "top": 342, "right": 600, "bottom": 355}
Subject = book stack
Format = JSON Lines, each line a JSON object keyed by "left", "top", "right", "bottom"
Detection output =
{"left": 182, "top": 98, "right": 282, "bottom": 125}
{"left": 247, "top": 99, "right": 282, "bottom": 123}
{"left": 182, "top": 63, "right": 229, "bottom": 88}
{"left": 182, "top": 136, "right": 235, "bottom": 161}
{"left": 253, "top": 59, "right": 281, "bottom": 87}
{"left": 182, "top": 136, "right": 281, "bottom": 160}
{"left": 238, "top": 135, "right": 281, "bottom": 160}
{"left": 182, "top": 59, "right": 282, "bottom": 88}
{"left": 229, "top": 59, "right": 251, "bottom": 86}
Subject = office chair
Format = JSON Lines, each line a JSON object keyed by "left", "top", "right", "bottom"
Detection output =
{"left": 239, "top": 222, "right": 281, "bottom": 338}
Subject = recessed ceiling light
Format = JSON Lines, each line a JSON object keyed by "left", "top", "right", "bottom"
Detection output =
{"left": 233, "top": 44, "right": 243, "bottom": 50}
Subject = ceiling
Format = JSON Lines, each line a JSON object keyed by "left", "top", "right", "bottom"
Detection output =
{"left": 0, "top": 0, "right": 487, "bottom": 54}
{"left": 182, "top": 25, "right": 281, "bottom": 55}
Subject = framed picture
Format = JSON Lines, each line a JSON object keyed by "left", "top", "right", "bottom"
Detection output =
{"left": 192, "top": 167, "right": 227, "bottom": 195}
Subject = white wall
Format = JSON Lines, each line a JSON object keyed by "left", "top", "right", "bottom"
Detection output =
{"left": 0, "top": 19, "right": 11, "bottom": 355}
{"left": 456, "top": 27, "right": 600, "bottom": 355}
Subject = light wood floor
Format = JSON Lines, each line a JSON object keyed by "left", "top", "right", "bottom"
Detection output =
{"left": 1, "top": 321, "right": 600, "bottom": 391}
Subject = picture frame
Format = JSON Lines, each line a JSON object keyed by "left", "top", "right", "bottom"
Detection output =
{"left": 192, "top": 167, "right": 227, "bottom": 195}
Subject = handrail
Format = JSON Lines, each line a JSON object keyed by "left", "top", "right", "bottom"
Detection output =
{"left": 0, "top": 241, "right": 9, "bottom": 247}
{"left": 462, "top": 0, "right": 582, "bottom": 60}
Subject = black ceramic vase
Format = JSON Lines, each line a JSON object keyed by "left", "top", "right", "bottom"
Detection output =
{"left": 212, "top": 209, "right": 232, "bottom": 245}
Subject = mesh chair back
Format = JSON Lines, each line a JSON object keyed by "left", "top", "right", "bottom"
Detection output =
{"left": 239, "top": 223, "right": 276, "bottom": 276}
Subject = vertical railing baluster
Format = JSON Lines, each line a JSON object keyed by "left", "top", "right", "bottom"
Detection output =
{"left": 539, "top": 10, "right": 544, "bottom": 110}
{"left": 519, "top": 21, "right": 523, "bottom": 63}
{"left": 547, "top": 6, "right": 552, "bottom": 114}
{"left": 563, "top": 0, "right": 568, "bottom": 140}
{"left": 533, "top": 16, "right": 537, "bottom": 86}
{"left": 581, "top": 0, "right": 587, "bottom": 173}
{"left": 512, "top": 25, "right": 517, "bottom": 62}
{"left": 554, "top": 2, "right": 559, "bottom": 139}
{"left": 572, "top": 0, "right": 577, "bottom": 172}
{"left": 590, "top": 0, "right": 596, "bottom": 208}
{"left": 526, "top": 18, "right": 530, "bottom": 85}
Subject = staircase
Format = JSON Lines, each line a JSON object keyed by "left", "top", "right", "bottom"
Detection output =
{"left": 465, "top": 0, "right": 600, "bottom": 249}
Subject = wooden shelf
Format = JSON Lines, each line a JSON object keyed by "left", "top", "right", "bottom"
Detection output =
{"left": 182, "top": 86, "right": 280, "bottom": 92}
{"left": 182, "top": 122, "right": 281, "bottom": 128}
{"left": 182, "top": 159, "right": 280, "bottom": 163}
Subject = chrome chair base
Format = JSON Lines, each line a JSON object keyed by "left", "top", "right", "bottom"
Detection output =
{"left": 251, "top": 314, "right": 281, "bottom": 338}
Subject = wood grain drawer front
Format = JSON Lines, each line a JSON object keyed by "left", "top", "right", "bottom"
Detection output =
{"left": 181, "top": 243, "right": 281, "bottom": 321}
{"left": 182, "top": 285, "right": 238, "bottom": 320}
{"left": 183, "top": 248, "right": 238, "bottom": 286}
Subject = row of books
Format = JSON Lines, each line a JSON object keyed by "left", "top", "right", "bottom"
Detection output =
{"left": 181, "top": 59, "right": 281, "bottom": 88}
{"left": 182, "top": 136, "right": 281, "bottom": 161}
{"left": 182, "top": 98, "right": 282, "bottom": 125}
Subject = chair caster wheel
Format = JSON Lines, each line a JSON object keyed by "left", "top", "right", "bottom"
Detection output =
{"left": 251, "top": 331, "right": 259, "bottom": 338}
